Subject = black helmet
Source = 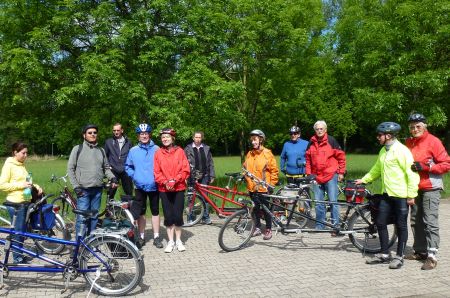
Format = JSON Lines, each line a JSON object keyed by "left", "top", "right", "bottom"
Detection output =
{"left": 376, "top": 122, "right": 401, "bottom": 135}
{"left": 250, "top": 129, "right": 265, "bottom": 140}
{"left": 289, "top": 126, "right": 300, "bottom": 134}
{"left": 82, "top": 124, "right": 98, "bottom": 134}
{"left": 408, "top": 113, "right": 427, "bottom": 123}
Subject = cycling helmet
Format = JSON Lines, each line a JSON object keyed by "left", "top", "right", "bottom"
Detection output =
{"left": 376, "top": 122, "right": 401, "bottom": 135}
{"left": 408, "top": 113, "right": 427, "bottom": 123}
{"left": 250, "top": 129, "right": 265, "bottom": 140}
{"left": 82, "top": 124, "right": 98, "bottom": 134}
{"left": 135, "top": 123, "right": 152, "bottom": 133}
{"left": 159, "top": 128, "right": 176, "bottom": 137}
{"left": 289, "top": 126, "right": 300, "bottom": 134}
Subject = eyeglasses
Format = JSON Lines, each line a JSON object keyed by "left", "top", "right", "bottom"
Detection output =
{"left": 86, "top": 131, "right": 97, "bottom": 135}
{"left": 409, "top": 124, "right": 423, "bottom": 130}
{"left": 112, "top": 130, "right": 121, "bottom": 132}
{"left": 314, "top": 128, "right": 325, "bottom": 131}
{"left": 290, "top": 133, "right": 300, "bottom": 135}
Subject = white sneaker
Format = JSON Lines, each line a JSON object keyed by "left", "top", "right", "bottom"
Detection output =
{"left": 165, "top": 240, "right": 175, "bottom": 253}
{"left": 176, "top": 240, "right": 186, "bottom": 252}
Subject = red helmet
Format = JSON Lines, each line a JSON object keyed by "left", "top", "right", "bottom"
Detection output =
{"left": 159, "top": 128, "right": 176, "bottom": 137}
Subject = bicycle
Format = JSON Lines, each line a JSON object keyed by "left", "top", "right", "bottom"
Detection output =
{"left": 0, "top": 194, "right": 69, "bottom": 255}
{"left": 50, "top": 174, "right": 135, "bottom": 235}
{"left": 183, "top": 171, "right": 249, "bottom": 227}
{"left": 218, "top": 168, "right": 397, "bottom": 253}
{"left": 0, "top": 195, "right": 144, "bottom": 296}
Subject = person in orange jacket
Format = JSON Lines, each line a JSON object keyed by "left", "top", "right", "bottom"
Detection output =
{"left": 243, "top": 129, "right": 279, "bottom": 240}
{"left": 154, "top": 128, "right": 190, "bottom": 253}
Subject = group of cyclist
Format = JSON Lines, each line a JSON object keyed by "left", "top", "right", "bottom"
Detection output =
{"left": 1, "top": 113, "right": 449, "bottom": 270}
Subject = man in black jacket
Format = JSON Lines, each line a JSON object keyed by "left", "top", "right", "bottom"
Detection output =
{"left": 184, "top": 131, "right": 215, "bottom": 224}
{"left": 104, "top": 123, "right": 133, "bottom": 198}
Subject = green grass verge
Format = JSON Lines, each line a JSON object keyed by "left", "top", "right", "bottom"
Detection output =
{"left": 0, "top": 154, "right": 449, "bottom": 203}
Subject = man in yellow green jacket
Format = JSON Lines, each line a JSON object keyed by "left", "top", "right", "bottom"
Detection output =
{"left": 356, "top": 122, "right": 419, "bottom": 269}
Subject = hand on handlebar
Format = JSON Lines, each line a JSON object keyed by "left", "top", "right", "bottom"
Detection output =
{"left": 354, "top": 179, "right": 364, "bottom": 185}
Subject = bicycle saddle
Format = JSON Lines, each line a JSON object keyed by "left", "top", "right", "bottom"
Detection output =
{"left": 3, "top": 201, "right": 31, "bottom": 209}
{"left": 73, "top": 209, "right": 98, "bottom": 219}
{"left": 296, "top": 175, "right": 316, "bottom": 184}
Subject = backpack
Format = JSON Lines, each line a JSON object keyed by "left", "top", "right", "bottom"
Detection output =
{"left": 75, "top": 143, "right": 107, "bottom": 170}
{"left": 30, "top": 204, "right": 56, "bottom": 230}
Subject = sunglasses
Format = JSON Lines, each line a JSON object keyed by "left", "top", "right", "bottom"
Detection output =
{"left": 86, "top": 131, "right": 98, "bottom": 135}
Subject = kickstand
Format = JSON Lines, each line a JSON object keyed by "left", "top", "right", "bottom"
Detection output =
{"left": 362, "top": 233, "right": 368, "bottom": 257}
{"left": 86, "top": 267, "right": 101, "bottom": 298}
{"left": 0, "top": 267, "right": 4, "bottom": 289}
{"left": 61, "top": 272, "right": 71, "bottom": 294}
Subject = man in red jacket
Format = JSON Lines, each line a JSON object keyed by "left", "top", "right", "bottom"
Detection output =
{"left": 305, "top": 120, "right": 346, "bottom": 231}
{"left": 405, "top": 113, "right": 450, "bottom": 270}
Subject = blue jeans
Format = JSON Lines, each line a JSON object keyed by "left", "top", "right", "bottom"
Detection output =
{"left": 313, "top": 174, "right": 339, "bottom": 229}
{"left": 75, "top": 187, "right": 102, "bottom": 237}
{"left": 7, "top": 205, "right": 28, "bottom": 263}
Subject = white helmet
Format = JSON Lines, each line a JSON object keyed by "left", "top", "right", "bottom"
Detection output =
{"left": 250, "top": 129, "right": 265, "bottom": 140}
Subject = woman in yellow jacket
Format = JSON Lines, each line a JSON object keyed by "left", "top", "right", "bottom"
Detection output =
{"left": 243, "top": 130, "right": 279, "bottom": 240}
{"left": 0, "top": 142, "right": 42, "bottom": 263}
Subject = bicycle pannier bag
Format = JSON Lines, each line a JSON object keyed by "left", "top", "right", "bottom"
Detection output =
{"left": 31, "top": 204, "right": 56, "bottom": 230}
{"left": 344, "top": 182, "right": 366, "bottom": 204}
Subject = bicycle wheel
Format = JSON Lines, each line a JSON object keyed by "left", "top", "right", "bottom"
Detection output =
{"left": 52, "top": 196, "right": 76, "bottom": 234}
{"left": 34, "top": 214, "right": 70, "bottom": 254}
{"left": 79, "top": 236, "right": 144, "bottom": 296}
{"left": 183, "top": 192, "right": 205, "bottom": 227}
{"left": 218, "top": 208, "right": 255, "bottom": 252}
{"left": 347, "top": 205, "right": 397, "bottom": 253}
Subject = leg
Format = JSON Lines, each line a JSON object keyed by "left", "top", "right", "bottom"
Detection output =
{"left": 75, "top": 190, "right": 90, "bottom": 237}
{"left": 88, "top": 187, "right": 103, "bottom": 234}
{"left": 7, "top": 205, "right": 28, "bottom": 263}
{"left": 375, "top": 197, "right": 392, "bottom": 255}
{"left": 120, "top": 172, "right": 134, "bottom": 196}
{"left": 422, "top": 190, "right": 440, "bottom": 258}
{"left": 132, "top": 189, "right": 147, "bottom": 238}
{"left": 410, "top": 193, "right": 427, "bottom": 254}
{"left": 200, "top": 176, "right": 211, "bottom": 222}
{"left": 149, "top": 191, "right": 161, "bottom": 235}
{"left": 108, "top": 170, "right": 119, "bottom": 199}
{"left": 250, "top": 193, "right": 262, "bottom": 229}
{"left": 325, "top": 174, "right": 339, "bottom": 226}
{"left": 173, "top": 192, "right": 186, "bottom": 251}
{"left": 313, "top": 183, "right": 326, "bottom": 229}
{"left": 392, "top": 198, "right": 408, "bottom": 257}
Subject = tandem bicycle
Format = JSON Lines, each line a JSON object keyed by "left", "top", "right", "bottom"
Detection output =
{"left": 0, "top": 194, "right": 144, "bottom": 296}
{"left": 218, "top": 168, "right": 397, "bottom": 253}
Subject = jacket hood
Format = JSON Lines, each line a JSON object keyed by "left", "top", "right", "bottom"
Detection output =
{"left": 138, "top": 140, "right": 156, "bottom": 150}
{"left": 311, "top": 133, "right": 328, "bottom": 143}
{"left": 6, "top": 157, "right": 23, "bottom": 166}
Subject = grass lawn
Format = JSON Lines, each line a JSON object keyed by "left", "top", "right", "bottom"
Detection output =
{"left": 0, "top": 154, "right": 449, "bottom": 202}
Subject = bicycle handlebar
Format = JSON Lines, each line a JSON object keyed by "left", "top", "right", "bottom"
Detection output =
{"left": 241, "top": 168, "right": 275, "bottom": 192}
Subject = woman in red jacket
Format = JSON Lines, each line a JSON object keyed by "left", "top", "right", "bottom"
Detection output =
{"left": 154, "top": 128, "right": 190, "bottom": 253}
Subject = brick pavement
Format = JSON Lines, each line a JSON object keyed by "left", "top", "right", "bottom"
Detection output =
{"left": 2, "top": 202, "right": 450, "bottom": 297}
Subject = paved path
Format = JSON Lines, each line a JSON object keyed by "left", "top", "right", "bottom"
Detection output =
{"left": 2, "top": 202, "right": 450, "bottom": 297}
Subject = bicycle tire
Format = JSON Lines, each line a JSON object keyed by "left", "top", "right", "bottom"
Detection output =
{"left": 33, "top": 214, "right": 70, "bottom": 255}
{"left": 347, "top": 205, "right": 397, "bottom": 253}
{"left": 218, "top": 208, "right": 255, "bottom": 252}
{"left": 183, "top": 192, "right": 205, "bottom": 227}
{"left": 79, "top": 235, "right": 144, "bottom": 296}
{"left": 51, "top": 196, "right": 76, "bottom": 234}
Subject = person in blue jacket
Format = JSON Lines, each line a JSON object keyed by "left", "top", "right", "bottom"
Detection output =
{"left": 125, "top": 123, "right": 163, "bottom": 249}
{"left": 280, "top": 126, "right": 309, "bottom": 184}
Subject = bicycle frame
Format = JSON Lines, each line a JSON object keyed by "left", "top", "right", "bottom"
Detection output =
{"left": 261, "top": 194, "right": 368, "bottom": 234}
{"left": 189, "top": 181, "right": 247, "bottom": 217}
{"left": 0, "top": 227, "right": 111, "bottom": 274}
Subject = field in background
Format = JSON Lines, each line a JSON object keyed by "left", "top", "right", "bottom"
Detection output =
{"left": 0, "top": 154, "right": 449, "bottom": 202}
